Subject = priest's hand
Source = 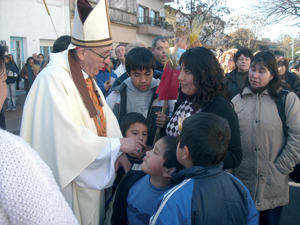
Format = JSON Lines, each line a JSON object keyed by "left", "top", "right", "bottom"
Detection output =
{"left": 119, "top": 137, "right": 146, "bottom": 158}
{"left": 115, "top": 153, "right": 132, "bottom": 173}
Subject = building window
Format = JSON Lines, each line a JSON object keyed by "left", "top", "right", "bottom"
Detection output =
{"left": 40, "top": 46, "right": 53, "bottom": 61}
{"left": 139, "top": 6, "right": 148, "bottom": 24}
{"left": 150, "top": 10, "right": 159, "bottom": 26}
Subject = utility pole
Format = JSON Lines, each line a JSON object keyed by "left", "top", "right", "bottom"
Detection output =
{"left": 248, "top": 31, "right": 251, "bottom": 49}
{"left": 292, "top": 32, "right": 294, "bottom": 58}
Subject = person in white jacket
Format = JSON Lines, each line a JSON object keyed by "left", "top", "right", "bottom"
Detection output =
{"left": 0, "top": 43, "right": 79, "bottom": 225}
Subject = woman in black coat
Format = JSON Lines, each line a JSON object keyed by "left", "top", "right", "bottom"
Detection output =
{"left": 166, "top": 47, "right": 242, "bottom": 169}
{"left": 20, "top": 57, "right": 36, "bottom": 95}
{"left": 277, "top": 56, "right": 300, "bottom": 92}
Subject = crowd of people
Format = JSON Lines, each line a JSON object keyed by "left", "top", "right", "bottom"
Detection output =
{"left": 1, "top": 0, "right": 300, "bottom": 225}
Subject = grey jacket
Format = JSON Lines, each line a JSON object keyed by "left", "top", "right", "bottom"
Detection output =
{"left": 106, "top": 78, "right": 175, "bottom": 146}
{"left": 232, "top": 87, "right": 300, "bottom": 211}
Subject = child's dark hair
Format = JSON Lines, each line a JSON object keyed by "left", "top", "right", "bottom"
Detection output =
{"left": 179, "top": 112, "right": 231, "bottom": 167}
{"left": 161, "top": 136, "right": 184, "bottom": 171}
{"left": 120, "top": 112, "right": 148, "bottom": 137}
{"left": 125, "top": 47, "right": 156, "bottom": 75}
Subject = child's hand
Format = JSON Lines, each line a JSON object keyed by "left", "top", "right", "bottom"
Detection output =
{"left": 119, "top": 137, "right": 146, "bottom": 158}
{"left": 156, "top": 111, "right": 169, "bottom": 128}
{"left": 115, "top": 153, "right": 132, "bottom": 173}
{"left": 104, "top": 80, "right": 112, "bottom": 91}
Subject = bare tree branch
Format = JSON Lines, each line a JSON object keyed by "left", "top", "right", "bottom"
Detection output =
{"left": 252, "top": 0, "right": 300, "bottom": 25}
{"left": 227, "top": 15, "right": 269, "bottom": 51}
{"left": 174, "top": 0, "right": 230, "bottom": 46}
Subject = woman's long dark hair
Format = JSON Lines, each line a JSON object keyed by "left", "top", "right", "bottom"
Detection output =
{"left": 4, "top": 55, "right": 10, "bottom": 64}
{"left": 178, "top": 47, "right": 228, "bottom": 109}
{"left": 242, "top": 51, "right": 285, "bottom": 100}
{"left": 26, "top": 57, "right": 35, "bottom": 66}
{"left": 8, "top": 54, "right": 16, "bottom": 65}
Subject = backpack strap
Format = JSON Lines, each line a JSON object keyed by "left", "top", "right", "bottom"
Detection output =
{"left": 146, "top": 87, "right": 159, "bottom": 119}
{"left": 276, "top": 89, "right": 300, "bottom": 182}
{"left": 118, "top": 86, "right": 127, "bottom": 123}
{"left": 276, "top": 89, "right": 290, "bottom": 142}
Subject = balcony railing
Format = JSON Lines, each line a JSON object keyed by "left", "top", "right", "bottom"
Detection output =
{"left": 137, "top": 17, "right": 174, "bottom": 31}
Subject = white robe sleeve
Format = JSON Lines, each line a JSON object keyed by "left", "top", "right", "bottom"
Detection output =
{"left": 105, "top": 91, "right": 119, "bottom": 111}
{"left": 74, "top": 138, "right": 121, "bottom": 190}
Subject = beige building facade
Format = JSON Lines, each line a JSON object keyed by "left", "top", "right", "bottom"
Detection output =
{"left": 1, "top": 0, "right": 174, "bottom": 64}
{"left": 108, "top": 0, "right": 174, "bottom": 50}
{"left": 70, "top": 0, "right": 174, "bottom": 55}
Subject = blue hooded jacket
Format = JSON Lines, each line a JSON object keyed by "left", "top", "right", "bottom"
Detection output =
{"left": 150, "top": 164, "right": 258, "bottom": 225}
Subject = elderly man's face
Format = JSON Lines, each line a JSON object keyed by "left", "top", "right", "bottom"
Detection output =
{"left": 32, "top": 53, "right": 38, "bottom": 61}
{"left": 80, "top": 46, "right": 112, "bottom": 77}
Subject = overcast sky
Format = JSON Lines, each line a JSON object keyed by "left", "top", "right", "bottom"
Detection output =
{"left": 168, "top": 0, "right": 299, "bottom": 42}
{"left": 224, "top": 0, "right": 299, "bottom": 42}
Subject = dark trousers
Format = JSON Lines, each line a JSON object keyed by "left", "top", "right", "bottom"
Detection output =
{"left": 16, "top": 74, "right": 21, "bottom": 89}
{"left": 259, "top": 206, "right": 283, "bottom": 225}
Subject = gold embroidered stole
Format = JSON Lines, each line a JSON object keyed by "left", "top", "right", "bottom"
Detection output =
{"left": 85, "top": 77, "right": 107, "bottom": 137}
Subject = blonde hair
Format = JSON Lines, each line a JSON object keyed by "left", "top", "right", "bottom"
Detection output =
{"left": 221, "top": 48, "right": 238, "bottom": 73}
{"left": 253, "top": 50, "right": 261, "bottom": 56}
{"left": 125, "top": 42, "right": 146, "bottom": 58}
{"left": 221, "top": 48, "right": 237, "bottom": 63}
{"left": 187, "top": 39, "right": 202, "bottom": 50}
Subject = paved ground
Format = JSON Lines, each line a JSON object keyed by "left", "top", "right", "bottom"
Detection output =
{"left": 280, "top": 182, "right": 300, "bottom": 225}
{"left": 3, "top": 89, "right": 300, "bottom": 224}
{"left": 3, "top": 89, "right": 26, "bottom": 135}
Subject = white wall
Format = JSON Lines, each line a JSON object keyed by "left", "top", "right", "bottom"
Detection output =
{"left": 0, "top": 0, "right": 70, "bottom": 58}
{"left": 136, "top": 34, "right": 153, "bottom": 48}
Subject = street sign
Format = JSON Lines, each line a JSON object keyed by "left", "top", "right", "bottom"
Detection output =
{"left": 269, "top": 45, "right": 277, "bottom": 49}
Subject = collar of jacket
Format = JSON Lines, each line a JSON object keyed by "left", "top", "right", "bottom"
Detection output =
{"left": 225, "top": 69, "right": 237, "bottom": 81}
{"left": 241, "top": 86, "right": 269, "bottom": 97}
{"left": 171, "top": 163, "right": 223, "bottom": 183}
{"left": 156, "top": 60, "right": 164, "bottom": 71}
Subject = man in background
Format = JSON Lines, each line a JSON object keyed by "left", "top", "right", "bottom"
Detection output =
{"left": 151, "top": 36, "right": 169, "bottom": 72}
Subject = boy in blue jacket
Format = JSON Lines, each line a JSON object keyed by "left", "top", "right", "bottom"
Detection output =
{"left": 150, "top": 112, "right": 258, "bottom": 225}
{"left": 104, "top": 136, "right": 183, "bottom": 225}
{"left": 95, "top": 68, "right": 117, "bottom": 95}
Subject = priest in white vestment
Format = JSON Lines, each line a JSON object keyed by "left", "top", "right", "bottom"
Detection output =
{"left": 20, "top": 0, "right": 145, "bottom": 225}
